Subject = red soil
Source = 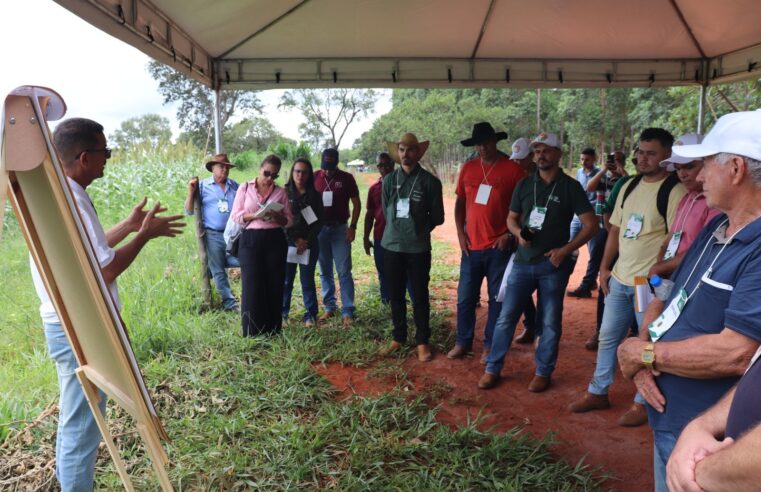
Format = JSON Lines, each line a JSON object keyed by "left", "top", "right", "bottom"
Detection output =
{"left": 318, "top": 173, "right": 652, "bottom": 490}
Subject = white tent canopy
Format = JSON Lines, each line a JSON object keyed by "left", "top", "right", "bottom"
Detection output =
{"left": 54, "top": 0, "right": 761, "bottom": 90}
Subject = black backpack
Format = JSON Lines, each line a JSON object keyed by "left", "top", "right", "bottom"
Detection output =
{"left": 620, "top": 173, "right": 680, "bottom": 233}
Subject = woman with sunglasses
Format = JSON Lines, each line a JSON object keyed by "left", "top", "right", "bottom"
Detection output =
{"left": 282, "top": 158, "right": 324, "bottom": 326}
{"left": 231, "top": 154, "right": 292, "bottom": 336}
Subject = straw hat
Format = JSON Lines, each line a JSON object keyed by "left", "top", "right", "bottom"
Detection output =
{"left": 385, "top": 133, "right": 430, "bottom": 164}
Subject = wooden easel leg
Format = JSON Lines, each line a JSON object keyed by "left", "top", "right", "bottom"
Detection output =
{"left": 75, "top": 368, "right": 135, "bottom": 492}
{"left": 136, "top": 422, "right": 174, "bottom": 491}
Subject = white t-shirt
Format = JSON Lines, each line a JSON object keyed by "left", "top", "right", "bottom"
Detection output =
{"left": 31, "top": 177, "right": 120, "bottom": 324}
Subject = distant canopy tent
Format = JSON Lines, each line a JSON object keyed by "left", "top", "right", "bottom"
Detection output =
{"left": 53, "top": 0, "right": 761, "bottom": 141}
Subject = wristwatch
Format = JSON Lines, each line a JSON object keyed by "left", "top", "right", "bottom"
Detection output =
{"left": 642, "top": 343, "right": 656, "bottom": 370}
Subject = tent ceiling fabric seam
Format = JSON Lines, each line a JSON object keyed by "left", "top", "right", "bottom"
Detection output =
{"left": 668, "top": 0, "right": 707, "bottom": 59}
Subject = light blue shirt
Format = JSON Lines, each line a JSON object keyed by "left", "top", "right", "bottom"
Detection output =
{"left": 576, "top": 166, "right": 600, "bottom": 204}
{"left": 195, "top": 176, "right": 239, "bottom": 231}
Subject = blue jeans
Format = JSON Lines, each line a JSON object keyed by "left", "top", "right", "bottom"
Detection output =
{"left": 373, "top": 239, "right": 414, "bottom": 304}
{"left": 317, "top": 224, "right": 355, "bottom": 317}
{"left": 569, "top": 216, "right": 607, "bottom": 290}
{"left": 205, "top": 229, "right": 240, "bottom": 310}
{"left": 283, "top": 241, "right": 320, "bottom": 322}
{"left": 486, "top": 257, "right": 572, "bottom": 376}
{"left": 45, "top": 322, "right": 106, "bottom": 492}
{"left": 588, "top": 277, "right": 646, "bottom": 397}
{"left": 653, "top": 429, "right": 678, "bottom": 492}
{"left": 455, "top": 248, "right": 510, "bottom": 350}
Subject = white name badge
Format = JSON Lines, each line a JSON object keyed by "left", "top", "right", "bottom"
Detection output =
{"left": 648, "top": 287, "right": 688, "bottom": 341}
{"left": 396, "top": 197, "right": 410, "bottom": 218}
{"left": 528, "top": 206, "right": 547, "bottom": 230}
{"left": 624, "top": 213, "right": 644, "bottom": 239}
{"left": 301, "top": 205, "right": 318, "bottom": 225}
{"left": 663, "top": 231, "right": 682, "bottom": 260}
{"left": 475, "top": 184, "right": 492, "bottom": 205}
{"left": 322, "top": 191, "right": 334, "bottom": 207}
{"left": 217, "top": 199, "right": 229, "bottom": 214}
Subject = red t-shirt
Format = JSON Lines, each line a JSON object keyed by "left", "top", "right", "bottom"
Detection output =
{"left": 366, "top": 178, "right": 385, "bottom": 241}
{"left": 313, "top": 169, "right": 359, "bottom": 223}
{"left": 455, "top": 155, "right": 526, "bottom": 250}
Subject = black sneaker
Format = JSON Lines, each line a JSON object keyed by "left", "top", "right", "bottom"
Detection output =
{"left": 567, "top": 286, "right": 592, "bottom": 298}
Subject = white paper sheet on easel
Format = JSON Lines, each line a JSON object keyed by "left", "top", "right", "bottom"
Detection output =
{"left": 496, "top": 253, "right": 515, "bottom": 302}
{"left": 287, "top": 246, "right": 310, "bottom": 265}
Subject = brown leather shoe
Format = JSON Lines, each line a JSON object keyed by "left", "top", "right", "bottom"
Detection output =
{"left": 478, "top": 372, "right": 500, "bottom": 389}
{"left": 317, "top": 311, "right": 334, "bottom": 323}
{"left": 515, "top": 327, "right": 535, "bottom": 344}
{"left": 584, "top": 332, "right": 599, "bottom": 351}
{"left": 618, "top": 403, "right": 648, "bottom": 427}
{"left": 342, "top": 315, "right": 353, "bottom": 328}
{"left": 480, "top": 350, "right": 490, "bottom": 365}
{"left": 527, "top": 375, "right": 551, "bottom": 393}
{"left": 447, "top": 345, "right": 470, "bottom": 359}
{"left": 568, "top": 392, "right": 610, "bottom": 413}
{"left": 379, "top": 341, "right": 402, "bottom": 357}
{"left": 417, "top": 344, "right": 433, "bottom": 362}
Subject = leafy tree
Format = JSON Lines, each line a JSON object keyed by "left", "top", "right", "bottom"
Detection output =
{"left": 278, "top": 89, "right": 378, "bottom": 149}
{"left": 147, "top": 61, "right": 263, "bottom": 150}
{"left": 110, "top": 114, "right": 172, "bottom": 150}
{"left": 224, "top": 117, "right": 289, "bottom": 154}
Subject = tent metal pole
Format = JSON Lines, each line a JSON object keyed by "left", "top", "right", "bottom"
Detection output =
{"left": 697, "top": 84, "right": 707, "bottom": 134}
{"left": 213, "top": 88, "right": 223, "bottom": 154}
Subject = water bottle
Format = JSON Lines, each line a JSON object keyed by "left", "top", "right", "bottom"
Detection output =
{"left": 649, "top": 275, "right": 675, "bottom": 301}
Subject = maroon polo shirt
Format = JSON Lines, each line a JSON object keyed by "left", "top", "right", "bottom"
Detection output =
{"left": 313, "top": 169, "right": 359, "bottom": 224}
{"left": 366, "top": 177, "right": 385, "bottom": 241}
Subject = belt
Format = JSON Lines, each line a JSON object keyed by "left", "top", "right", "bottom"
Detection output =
{"left": 205, "top": 227, "right": 225, "bottom": 233}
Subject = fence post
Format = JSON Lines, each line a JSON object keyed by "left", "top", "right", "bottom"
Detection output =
{"left": 193, "top": 189, "right": 213, "bottom": 310}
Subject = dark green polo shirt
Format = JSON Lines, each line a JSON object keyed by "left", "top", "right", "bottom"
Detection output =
{"left": 510, "top": 170, "right": 593, "bottom": 264}
{"left": 380, "top": 164, "right": 445, "bottom": 253}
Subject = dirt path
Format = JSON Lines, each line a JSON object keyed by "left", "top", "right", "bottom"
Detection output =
{"left": 323, "top": 173, "right": 653, "bottom": 490}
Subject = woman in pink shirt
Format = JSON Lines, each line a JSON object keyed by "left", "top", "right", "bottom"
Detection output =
{"left": 231, "top": 154, "right": 293, "bottom": 336}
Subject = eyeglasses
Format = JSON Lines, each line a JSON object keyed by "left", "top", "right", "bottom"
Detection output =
{"left": 263, "top": 170, "right": 279, "bottom": 179}
{"left": 76, "top": 147, "right": 112, "bottom": 160}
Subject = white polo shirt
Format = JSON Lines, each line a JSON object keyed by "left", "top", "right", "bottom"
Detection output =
{"left": 30, "top": 177, "right": 120, "bottom": 324}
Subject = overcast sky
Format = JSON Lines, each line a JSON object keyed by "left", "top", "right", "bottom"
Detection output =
{"left": 0, "top": 0, "right": 390, "bottom": 149}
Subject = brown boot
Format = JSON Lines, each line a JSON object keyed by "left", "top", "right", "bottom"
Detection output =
{"left": 515, "top": 327, "right": 535, "bottom": 344}
{"left": 584, "top": 332, "right": 599, "bottom": 351}
{"left": 317, "top": 311, "right": 334, "bottom": 323}
{"left": 527, "top": 375, "right": 551, "bottom": 393}
{"left": 379, "top": 341, "right": 402, "bottom": 357}
{"left": 568, "top": 392, "right": 611, "bottom": 413}
{"left": 417, "top": 344, "right": 433, "bottom": 362}
{"left": 342, "top": 315, "right": 353, "bottom": 328}
{"left": 478, "top": 372, "right": 501, "bottom": 389}
{"left": 618, "top": 403, "right": 648, "bottom": 427}
{"left": 447, "top": 345, "right": 470, "bottom": 359}
{"left": 480, "top": 349, "right": 490, "bottom": 365}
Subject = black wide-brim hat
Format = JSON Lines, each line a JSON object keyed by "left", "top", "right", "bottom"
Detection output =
{"left": 461, "top": 122, "right": 508, "bottom": 146}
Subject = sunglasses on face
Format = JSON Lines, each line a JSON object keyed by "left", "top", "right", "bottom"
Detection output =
{"left": 262, "top": 170, "right": 279, "bottom": 179}
{"left": 76, "top": 147, "right": 112, "bottom": 160}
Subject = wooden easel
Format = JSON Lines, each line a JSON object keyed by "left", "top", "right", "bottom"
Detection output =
{"left": 2, "top": 86, "right": 174, "bottom": 490}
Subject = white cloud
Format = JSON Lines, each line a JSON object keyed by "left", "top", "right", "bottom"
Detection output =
{"left": 0, "top": 0, "right": 390, "bottom": 150}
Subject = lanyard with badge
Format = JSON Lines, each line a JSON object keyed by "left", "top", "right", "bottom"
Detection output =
{"left": 663, "top": 193, "right": 701, "bottom": 260}
{"left": 395, "top": 169, "right": 420, "bottom": 219}
{"left": 649, "top": 218, "right": 741, "bottom": 341}
{"left": 528, "top": 179, "right": 558, "bottom": 230}
{"left": 322, "top": 175, "right": 334, "bottom": 207}
{"left": 209, "top": 181, "right": 231, "bottom": 214}
{"left": 475, "top": 159, "right": 496, "bottom": 205}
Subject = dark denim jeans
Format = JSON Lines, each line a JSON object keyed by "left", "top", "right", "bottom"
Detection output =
{"left": 282, "top": 241, "right": 320, "bottom": 322}
{"left": 384, "top": 249, "right": 431, "bottom": 345}
{"left": 372, "top": 239, "right": 414, "bottom": 304}
{"left": 205, "top": 229, "right": 240, "bottom": 310}
{"left": 486, "top": 257, "right": 572, "bottom": 376}
{"left": 653, "top": 429, "right": 678, "bottom": 492}
{"left": 455, "top": 247, "right": 510, "bottom": 350}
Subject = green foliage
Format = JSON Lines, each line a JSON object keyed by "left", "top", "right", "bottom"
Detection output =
{"left": 266, "top": 141, "right": 315, "bottom": 164}
{"left": 279, "top": 89, "right": 378, "bottom": 149}
{"left": 110, "top": 113, "right": 172, "bottom": 151}
{"left": 147, "top": 61, "right": 263, "bottom": 149}
{"left": 224, "top": 117, "right": 290, "bottom": 154}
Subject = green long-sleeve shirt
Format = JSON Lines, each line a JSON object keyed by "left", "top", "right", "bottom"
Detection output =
{"left": 380, "top": 164, "right": 444, "bottom": 253}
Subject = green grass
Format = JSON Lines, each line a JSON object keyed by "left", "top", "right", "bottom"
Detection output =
{"left": 0, "top": 146, "right": 603, "bottom": 490}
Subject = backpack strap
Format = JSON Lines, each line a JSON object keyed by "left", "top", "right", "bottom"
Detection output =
{"left": 620, "top": 174, "right": 644, "bottom": 209}
{"left": 656, "top": 173, "right": 681, "bottom": 233}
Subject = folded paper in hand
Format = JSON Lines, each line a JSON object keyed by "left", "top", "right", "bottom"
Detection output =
{"left": 254, "top": 201, "right": 284, "bottom": 219}
{"left": 287, "top": 246, "right": 310, "bottom": 265}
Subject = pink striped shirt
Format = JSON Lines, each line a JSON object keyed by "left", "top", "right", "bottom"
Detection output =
{"left": 231, "top": 179, "right": 293, "bottom": 230}
{"left": 670, "top": 191, "right": 721, "bottom": 256}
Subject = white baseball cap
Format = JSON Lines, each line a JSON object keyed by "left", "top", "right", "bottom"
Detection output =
{"left": 530, "top": 132, "right": 561, "bottom": 150}
{"left": 672, "top": 110, "right": 761, "bottom": 162}
{"left": 659, "top": 133, "right": 703, "bottom": 171}
{"left": 510, "top": 137, "right": 531, "bottom": 160}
